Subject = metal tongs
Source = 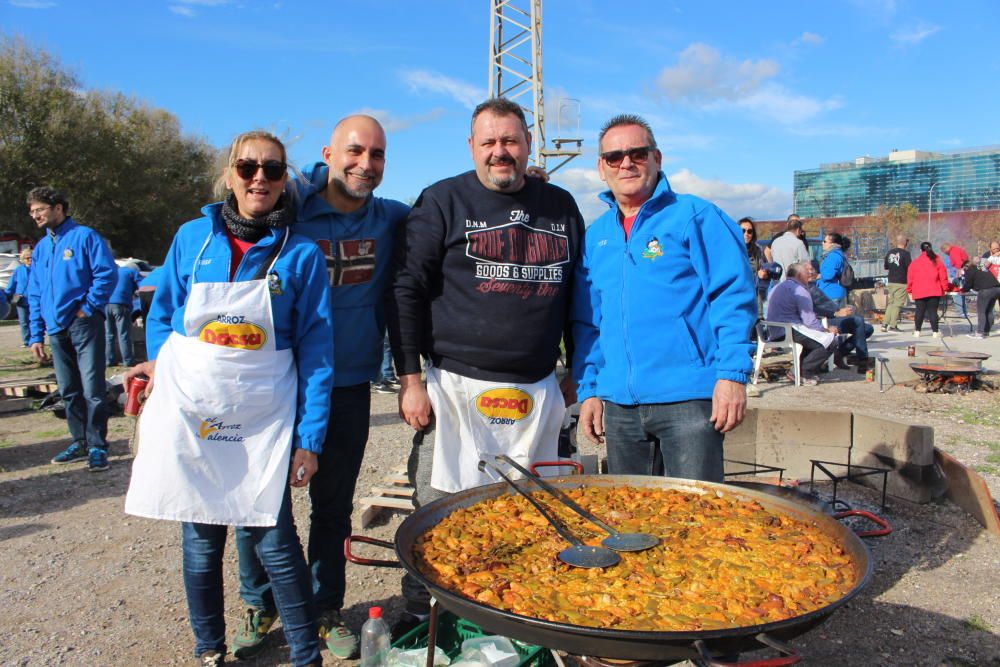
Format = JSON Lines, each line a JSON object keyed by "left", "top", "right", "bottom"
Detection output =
{"left": 494, "top": 454, "right": 660, "bottom": 553}
{"left": 478, "top": 459, "right": 620, "bottom": 568}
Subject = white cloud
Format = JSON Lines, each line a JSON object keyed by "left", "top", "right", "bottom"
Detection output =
{"left": 737, "top": 86, "right": 842, "bottom": 125}
{"left": 552, "top": 167, "right": 790, "bottom": 224}
{"left": 798, "top": 31, "right": 824, "bottom": 45}
{"left": 656, "top": 43, "right": 779, "bottom": 104}
{"left": 890, "top": 22, "right": 940, "bottom": 45}
{"left": 352, "top": 107, "right": 446, "bottom": 133}
{"left": 169, "top": 5, "right": 196, "bottom": 16}
{"left": 938, "top": 138, "right": 963, "bottom": 147}
{"left": 9, "top": 0, "right": 57, "bottom": 8}
{"left": 400, "top": 69, "right": 484, "bottom": 110}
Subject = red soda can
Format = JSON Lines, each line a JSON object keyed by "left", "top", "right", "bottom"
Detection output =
{"left": 125, "top": 376, "right": 149, "bottom": 417}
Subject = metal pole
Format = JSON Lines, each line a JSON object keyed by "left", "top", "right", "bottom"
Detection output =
{"left": 927, "top": 182, "right": 938, "bottom": 243}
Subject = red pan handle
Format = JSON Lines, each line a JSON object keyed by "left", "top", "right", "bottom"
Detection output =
{"left": 833, "top": 509, "right": 893, "bottom": 537}
{"left": 528, "top": 460, "right": 584, "bottom": 476}
{"left": 694, "top": 633, "right": 801, "bottom": 666}
{"left": 344, "top": 535, "right": 402, "bottom": 568}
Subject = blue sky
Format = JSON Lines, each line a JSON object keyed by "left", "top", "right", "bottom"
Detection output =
{"left": 5, "top": 0, "right": 998, "bottom": 223}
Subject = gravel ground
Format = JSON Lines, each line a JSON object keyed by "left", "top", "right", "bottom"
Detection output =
{"left": 1, "top": 323, "right": 998, "bottom": 667}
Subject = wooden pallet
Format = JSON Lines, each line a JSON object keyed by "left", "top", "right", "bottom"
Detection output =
{"left": 0, "top": 397, "right": 33, "bottom": 414}
{"left": 359, "top": 465, "right": 415, "bottom": 528}
{"left": 0, "top": 377, "right": 59, "bottom": 398}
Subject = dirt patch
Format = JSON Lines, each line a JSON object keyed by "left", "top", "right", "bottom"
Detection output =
{"left": 0, "top": 323, "right": 998, "bottom": 666}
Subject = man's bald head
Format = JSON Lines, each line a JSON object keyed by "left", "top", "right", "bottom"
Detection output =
{"left": 895, "top": 235, "right": 908, "bottom": 248}
{"left": 321, "top": 115, "right": 387, "bottom": 212}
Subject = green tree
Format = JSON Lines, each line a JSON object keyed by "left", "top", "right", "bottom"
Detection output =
{"left": 0, "top": 36, "right": 218, "bottom": 261}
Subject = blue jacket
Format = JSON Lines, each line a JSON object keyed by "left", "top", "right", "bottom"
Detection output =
{"left": 27, "top": 218, "right": 117, "bottom": 343}
{"left": 818, "top": 247, "right": 847, "bottom": 301}
{"left": 293, "top": 163, "right": 410, "bottom": 386}
{"left": 571, "top": 174, "right": 756, "bottom": 405}
{"left": 108, "top": 265, "right": 142, "bottom": 306}
{"left": 146, "top": 204, "right": 335, "bottom": 454}
{"left": 4, "top": 264, "right": 30, "bottom": 301}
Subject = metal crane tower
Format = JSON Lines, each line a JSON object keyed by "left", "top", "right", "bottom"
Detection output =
{"left": 488, "top": 0, "right": 582, "bottom": 173}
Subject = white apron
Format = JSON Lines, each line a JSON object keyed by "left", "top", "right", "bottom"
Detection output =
{"left": 125, "top": 231, "right": 297, "bottom": 526}
{"left": 426, "top": 365, "right": 566, "bottom": 493}
{"left": 791, "top": 324, "right": 835, "bottom": 349}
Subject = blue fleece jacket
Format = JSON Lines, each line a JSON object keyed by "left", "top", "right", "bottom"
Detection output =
{"left": 146, "top": 204, "right": 335, "bottom": 454}
{"left": 292, "top": 163, "right": 410, "bottom": 386}
{"left": 571, "top": 174, "right": 756, "bottom": 405}
{"left": 108, "top": 265, "right": 142, "bottom": 306}
{"left": 27, "top": 218, "right": 117, "bottom": 343}
{"left": 5, "top": 264, "right": 29, "bottom": 300}
{"left": 818, "top": 247, "right": 847, "bottom": 301}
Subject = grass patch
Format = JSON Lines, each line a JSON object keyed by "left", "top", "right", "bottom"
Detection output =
{"left": 964, "top": 614, "right": 992, "bottom": 633}
{"left": 33, "top": 429, "right": 65, "bottom": 439}
{"left": 973, "top": 464, "right": 998, "bottom": 475}
{"left": 0, "top": 440, "right": 14, "bottom": 449}
{"left": 987, "top": 451, "right": 1000, "bottom": 465}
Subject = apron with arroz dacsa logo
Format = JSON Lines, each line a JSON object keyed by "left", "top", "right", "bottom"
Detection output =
{"left": 426, "top": 365, "right": 565, "bottom": 493}
{"left": 125, "top": 230, "right": 296, "bottom": 526}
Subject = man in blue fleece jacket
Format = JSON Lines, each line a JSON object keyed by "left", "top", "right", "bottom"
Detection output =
{"left": 231, "top": 115, "right": 410, "bottom": 660}
{"left": 26, "top": 186, "right": 117, "bottom": 472}
{"left": 571, "top": 114, "right": 756, "bottom": 482}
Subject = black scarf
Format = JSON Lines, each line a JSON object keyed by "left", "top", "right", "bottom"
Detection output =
{"left": 221, "top": 193, "right": 292, "bottom": 242}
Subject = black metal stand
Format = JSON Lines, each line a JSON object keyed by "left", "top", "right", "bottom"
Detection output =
{"left": 809, "top": 460, "right": 890, "bottom": 510}
{"left": 723, "top": 460, "right": 786, "bottom": 482}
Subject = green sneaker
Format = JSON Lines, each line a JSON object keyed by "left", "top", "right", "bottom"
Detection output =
{"left": 318, "top": 608, "right": 358, "bottom": 659}
{"left": 231, "top": 607, "right": 276, "bottom": 660}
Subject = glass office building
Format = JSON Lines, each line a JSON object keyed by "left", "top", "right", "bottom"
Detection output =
{"left": 793, "top": 147, "right": 1000, "bottom": 218}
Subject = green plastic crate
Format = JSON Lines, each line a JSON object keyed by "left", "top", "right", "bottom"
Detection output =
{"left": 392, "top": 610, "right": 553, "bottom": 667}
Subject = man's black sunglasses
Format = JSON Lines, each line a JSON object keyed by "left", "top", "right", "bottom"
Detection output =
{"left": 233, "top": 159, "right": 287, "bottom": 181}
{"left": 600, "top": 145, "right": 655, "bottom": 168}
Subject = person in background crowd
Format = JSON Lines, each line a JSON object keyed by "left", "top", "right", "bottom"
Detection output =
{"left": 372, "top": 333, "right": 400, "bottom": 394}
{"left": 941, "top": 242, "right": 969, "bottom": 271}
{"left": 26, "top": 186, "right": 117, "bottom": 472}
{"left": 387, "top": 97, "right": 584, "bottom": 638}
{"left": 940, "top": 250, "right": 970, "bottom": 326}
{"left": 804, "top": 263, "right": 873, "bottom": 373}
{"left": 765, "top": 262, "right": 838, "bottom": 386}
{"left": 105, "top": 260, "right": 142, "bottom": 367}
{"left": 739, "top": 217, "right": 778, "bottom": 319}
{"left": 572, "top": 112, "right": 755, "bottom": 481}
{"left": 770, "top": 215, "right": 809, "bottom": 282}
{"left": 233, "top": 115, "right": 409, "bottom": 660}
{"left": 4, "top": 246, "right": 33, "bottom": 347}
{"left": 124, "top": 130, "right": 332, "bottom": 667}
{"left": 818, "top": 231, "right": 850, "bottom": 308}
{"left": 960, "top": 259, "right": 1000, "bottom": 339}
{"left": 882, "top": 235, "right": 910, "bottom": 332}
{"left": 907, "top": 241, "right": 949, "bottom": 338}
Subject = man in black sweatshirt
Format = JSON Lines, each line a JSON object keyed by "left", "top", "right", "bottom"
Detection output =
{"left": 961, "top": 260, "right": 1000, "bottom": 338}
{"left": 882, "top": 235, "right": 910, "bottom": 332}
{"left": 385, "top": 97, "right": 584, "bottom": 630}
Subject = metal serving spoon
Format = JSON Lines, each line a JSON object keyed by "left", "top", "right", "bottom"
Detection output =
{"left": 478, "top": 460, "right": 620, "bottom": 569}
{"left": 495, "top": 454, "right": 660, "bottom": 553}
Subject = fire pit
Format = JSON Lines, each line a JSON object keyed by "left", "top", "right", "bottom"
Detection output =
{"left": 909, "top": 362, "right": 987, "bottom": 393}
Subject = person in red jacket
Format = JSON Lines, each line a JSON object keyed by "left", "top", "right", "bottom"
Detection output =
{"left": 941, "top": 242, "right": 969, "bottom": 270}
{"left": 907, "top": 241, "right": 950, "bottom": 337}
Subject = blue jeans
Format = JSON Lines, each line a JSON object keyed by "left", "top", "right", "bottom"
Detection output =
{"left": 15, "top": 302, "right": 30, "bottom": 346}
{"left": 49, "top": 312, "right": 108, "bottom": 450}
{"left": 183, "top": 491, "right": 319, "bottom": 665}
{"left": 602, "top": 400, "right": 723, "bottom": 481}
{"left": 828, "top": 315, "right": 874, "bottom": 359}
{"left": 104, "top": 303, "right": 134, "bottom": 366}
{"left": 377, "top": 334, "right": 395, "bottom": 382}
{"left": 237, "top": 383, "right": 371, "bottom": 613}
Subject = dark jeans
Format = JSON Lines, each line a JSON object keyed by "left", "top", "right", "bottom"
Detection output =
{"left": 790, "top": 329, "right": 833, "bottom": 375}
{"left": 975, "top": 287, "right": 1000, "bottom": 334}
{"left": 602, "top": 400, "right": 724, "bottom": 481}
{"left": 182, "top": 491, "right": 319, "bottom": 666}
{"left": 377, "top": 334, "right": 395, "bottom": 381}
{"left": 914, "top": 296, "right": 941, "bottom": 332}
{"left": 49, "top": 312, "right": 108, "bottom": 450}
{"left": 237, "top": 383, "right": 371, "bottom": 614}
{"left": 15, "top": 302, "right": 30, "bottom": 346}
{"left": 828, "top": 315, "right": 874, "bottom": 359}
{"left": 401, "top": 423, "right": 449, "bottom": 615}
{"left": 104, "top": 303, "right": 134, "bottom": 366}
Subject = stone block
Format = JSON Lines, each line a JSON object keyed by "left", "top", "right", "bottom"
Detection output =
{"left": 851, "top": 449, "right": 943, "bottom": 503}
{"left": 852, "top": 413, "right": 934, "bottom": 466}
{"left": 724, "top": 408, "right": 757, "bottom": 445}
{"left": 755, "top": 441, "right": 851, "bottom": 480}
{"left": 723, "top": 441, "right": 757, "bottom": 475}
{"left": 756, "top": 408, "right": 852, "bottom": 448}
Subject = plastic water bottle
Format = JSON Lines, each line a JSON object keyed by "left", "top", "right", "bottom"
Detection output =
{"left": 360, "top": 606, "right": 391, "bottom": 667}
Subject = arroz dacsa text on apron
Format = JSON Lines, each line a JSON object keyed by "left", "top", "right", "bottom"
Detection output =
{"left": 426, "top": 365, "right": 565, "bottom": 493}
{"left": 125, "top": 230, "right": 296, "bottom": 526}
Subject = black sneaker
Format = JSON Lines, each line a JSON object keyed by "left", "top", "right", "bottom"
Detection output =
{"left": 385, "top": 375, "right": 401, "bottom": 387}
{"left": 371, "top": 380, "right": 397, "bottom": 394}
{"left": 390, "top": 613, "right": 427, "bottom": 643}
{"left": 198, "top": 650, "right": 225, "bottom": 666}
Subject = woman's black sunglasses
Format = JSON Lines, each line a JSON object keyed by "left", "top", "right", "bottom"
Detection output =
{"left": 233, "top": 159, "right": 287, "bottom": 181}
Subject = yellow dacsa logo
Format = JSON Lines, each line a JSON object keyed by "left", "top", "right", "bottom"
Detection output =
{"left": 475, "top": 388, "right": 533, "bottom": 421}
{"left": 198, "top": 318, "right": 267, "bottom": 350}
